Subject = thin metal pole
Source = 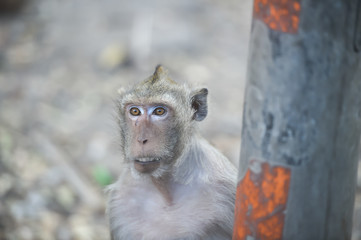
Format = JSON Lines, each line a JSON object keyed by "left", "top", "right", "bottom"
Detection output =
{"left": 233, "top": 0, "right": 361, "bottom": 239}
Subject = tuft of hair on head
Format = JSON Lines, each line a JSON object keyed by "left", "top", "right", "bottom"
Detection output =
{"left": 151, "top": 65, "right": 167, "bottom": 84}
{"left": 146, "top": 64, "right": 177, "bottom": 85}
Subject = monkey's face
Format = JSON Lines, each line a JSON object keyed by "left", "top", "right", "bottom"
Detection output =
{"left": 117, "top": 65, "right": 208, "bottom": 178}
{"left": 123, "top": 103, "right": 182, "bottom": 176}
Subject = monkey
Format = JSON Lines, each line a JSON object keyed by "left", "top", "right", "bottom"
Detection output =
{"left": 106, "top": 65, "right": 237, "bottom": 240}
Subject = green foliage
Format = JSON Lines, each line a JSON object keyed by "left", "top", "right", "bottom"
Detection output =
{"left": 92, "top": 165, "right": 113, "bottom": 187}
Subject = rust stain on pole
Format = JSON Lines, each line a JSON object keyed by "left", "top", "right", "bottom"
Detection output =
{"left": 233, "top": 161, "right": 291, "bottom": 240}
{"left": 253, "top": 0, "right": 301, "bottom": 33}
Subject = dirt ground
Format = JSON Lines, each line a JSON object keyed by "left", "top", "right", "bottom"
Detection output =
{"left": 0, "top": 0, "right": 360, "bottom": 239}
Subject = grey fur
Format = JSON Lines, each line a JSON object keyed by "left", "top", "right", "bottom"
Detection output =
{"left": 107, "top": 65, "right": 237, "bottom": 240}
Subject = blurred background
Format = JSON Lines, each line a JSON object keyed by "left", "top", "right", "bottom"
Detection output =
{"left": 0, "top": 0, "right": 360, "bottom": 239}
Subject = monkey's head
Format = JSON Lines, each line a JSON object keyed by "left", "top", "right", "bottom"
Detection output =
{"left": 117, "top": 65, "right": 208, "bottom": 178}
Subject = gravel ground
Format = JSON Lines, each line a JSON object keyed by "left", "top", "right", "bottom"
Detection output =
{"left": 0, "top": 0, "right": 360, "bottom": 239}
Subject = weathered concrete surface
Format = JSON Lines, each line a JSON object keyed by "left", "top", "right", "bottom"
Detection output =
{"left": 236, "top": 0, "right": 361, "bottom": 239}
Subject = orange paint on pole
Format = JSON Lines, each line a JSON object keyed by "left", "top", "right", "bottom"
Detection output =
{"left": 233, "top": 161, "right": 291, "bottom": 240}
{"left": 253, "top": 0, "right": 301, "bottom": 33}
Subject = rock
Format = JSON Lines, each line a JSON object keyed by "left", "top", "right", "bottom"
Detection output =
{"left": 69, "top": 214, "right": 95, "bottom": 240}
{"left": 55, "top": 184, "right": 77, "bottom": 212}
{"left": 0, "top": 173, "right": 12, "bottom": 196}
{"left": 98, "top": 44, "right": 127, "bottom": 70}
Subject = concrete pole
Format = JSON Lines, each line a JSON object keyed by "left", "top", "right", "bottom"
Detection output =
{"left": 233, "top": 0, "right": 361, "bottom": 239}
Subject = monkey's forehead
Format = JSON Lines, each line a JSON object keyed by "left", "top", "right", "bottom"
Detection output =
{"left": 119, "top": 90, "right": 190, "bottom": 108}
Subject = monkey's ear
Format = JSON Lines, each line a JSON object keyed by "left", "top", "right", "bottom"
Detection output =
{"left": 191, "top": 88, "right": 208, "bottom": 121}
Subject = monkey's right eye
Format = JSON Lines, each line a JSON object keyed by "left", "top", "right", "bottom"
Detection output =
{"left": 130, "top": 107, "right": 141, "bottom": 116}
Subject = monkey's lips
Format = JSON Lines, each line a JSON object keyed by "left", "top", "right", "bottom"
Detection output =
{"left": 134, "top": 157, "right": 161, "bottom": 173}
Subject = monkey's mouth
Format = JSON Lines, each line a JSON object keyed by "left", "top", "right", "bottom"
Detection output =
{"left": 134, "top": 157, "right": 161, "bottom": 173}
{"left": 135, "top": 157, "right": 161, "bottom": 163}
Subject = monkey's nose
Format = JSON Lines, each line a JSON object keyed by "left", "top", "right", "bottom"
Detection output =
{"left": 137, "top": 138, "right": 148, "bottom": 145}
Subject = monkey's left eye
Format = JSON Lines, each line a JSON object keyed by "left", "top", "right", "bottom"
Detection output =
{"left": 130, "top": 107, "right": 141, "bottom": 116}
{"left": 153, "top": 107, "right": 166, "bottom": 116}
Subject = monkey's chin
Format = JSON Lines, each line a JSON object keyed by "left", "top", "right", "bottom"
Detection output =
{"left": 134, "top": 158, "right": 161, "bottom": 174}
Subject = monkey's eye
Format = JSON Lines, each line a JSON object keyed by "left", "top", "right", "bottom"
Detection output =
{"left": 130, "top": 107, "right": 141, "bottom": 116}
{"left": 153, "top": 107, "right": 166, "bottom": 116}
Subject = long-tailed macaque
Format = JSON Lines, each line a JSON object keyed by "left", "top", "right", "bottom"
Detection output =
{"left": 107, "top": 65, "right": 237, "bottom": 240}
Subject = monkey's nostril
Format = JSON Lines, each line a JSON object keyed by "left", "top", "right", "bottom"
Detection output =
{"left": 137, "top": 137, "right": 148, "bottom": 144}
